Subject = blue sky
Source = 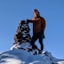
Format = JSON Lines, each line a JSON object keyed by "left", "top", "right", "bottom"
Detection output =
{"left": 0, "top": 0, "right": 64, "bottom": 59}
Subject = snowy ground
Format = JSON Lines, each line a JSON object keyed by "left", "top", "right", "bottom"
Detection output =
{"left": 0, "top": 49, "right": 64, "bottom": 64}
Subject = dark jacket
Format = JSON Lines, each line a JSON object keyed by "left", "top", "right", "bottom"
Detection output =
{"left": 27, "top": 16, "right": 46, "bottom": 33}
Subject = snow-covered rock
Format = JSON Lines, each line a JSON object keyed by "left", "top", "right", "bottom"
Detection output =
{"left": 0, "top": 49, "right": 64, "bottom": 64}
{"left": 10, "top": 42, "right": 40, "bottom": 55}
{"left": 10, "top": 42, "right": 31, "bottom": 50}
{"left": 0, "top": 42, "right": 63, "bottom": 64}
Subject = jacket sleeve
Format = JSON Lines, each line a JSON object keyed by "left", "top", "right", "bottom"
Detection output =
{"left": 27, "top": 18, "right": 38, "bottom": 23}
{"left": 27, "top": 19, "right": 33, "bottom": 23}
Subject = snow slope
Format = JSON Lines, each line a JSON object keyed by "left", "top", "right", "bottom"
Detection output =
{"left": 0, "top": 49, "right": 64, "bottom": 64}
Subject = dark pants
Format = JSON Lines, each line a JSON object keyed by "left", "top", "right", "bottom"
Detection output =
{"left": 31, "top": 31, "right": 44, "bottom": 51}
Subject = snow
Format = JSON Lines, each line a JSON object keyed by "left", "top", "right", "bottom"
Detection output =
{"left": 0, "top": 42, "right": 64, "bottom": 64}
{"left": 57, "top": 61, "right": 64, "bottom": 64}
{"left": 10, "top": 42, "right": 31, "bottom": 50}
{"left": 0, "top": 49, "right": 64, "bottom": 64}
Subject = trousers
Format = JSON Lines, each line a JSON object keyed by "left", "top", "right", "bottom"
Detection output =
{"left": 31, "top": 31, "right": 44, "bottom": 51}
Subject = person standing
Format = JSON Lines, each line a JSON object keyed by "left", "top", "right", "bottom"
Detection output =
{"left": 27, "top": 9, "right": 46, "bottom": 53}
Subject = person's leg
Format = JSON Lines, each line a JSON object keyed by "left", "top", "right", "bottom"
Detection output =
{"left": 39, "top": 33, "right": 44, "bottom": 51}
{"left": 31, "top": 34, "right": 38, "bottom": 49}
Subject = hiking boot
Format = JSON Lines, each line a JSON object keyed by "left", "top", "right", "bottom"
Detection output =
{"left": 39, "top": 50, "right": 42, "bottom": 54}
{"left": 28, "top": 48, "right": 33, "bottom": 52}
